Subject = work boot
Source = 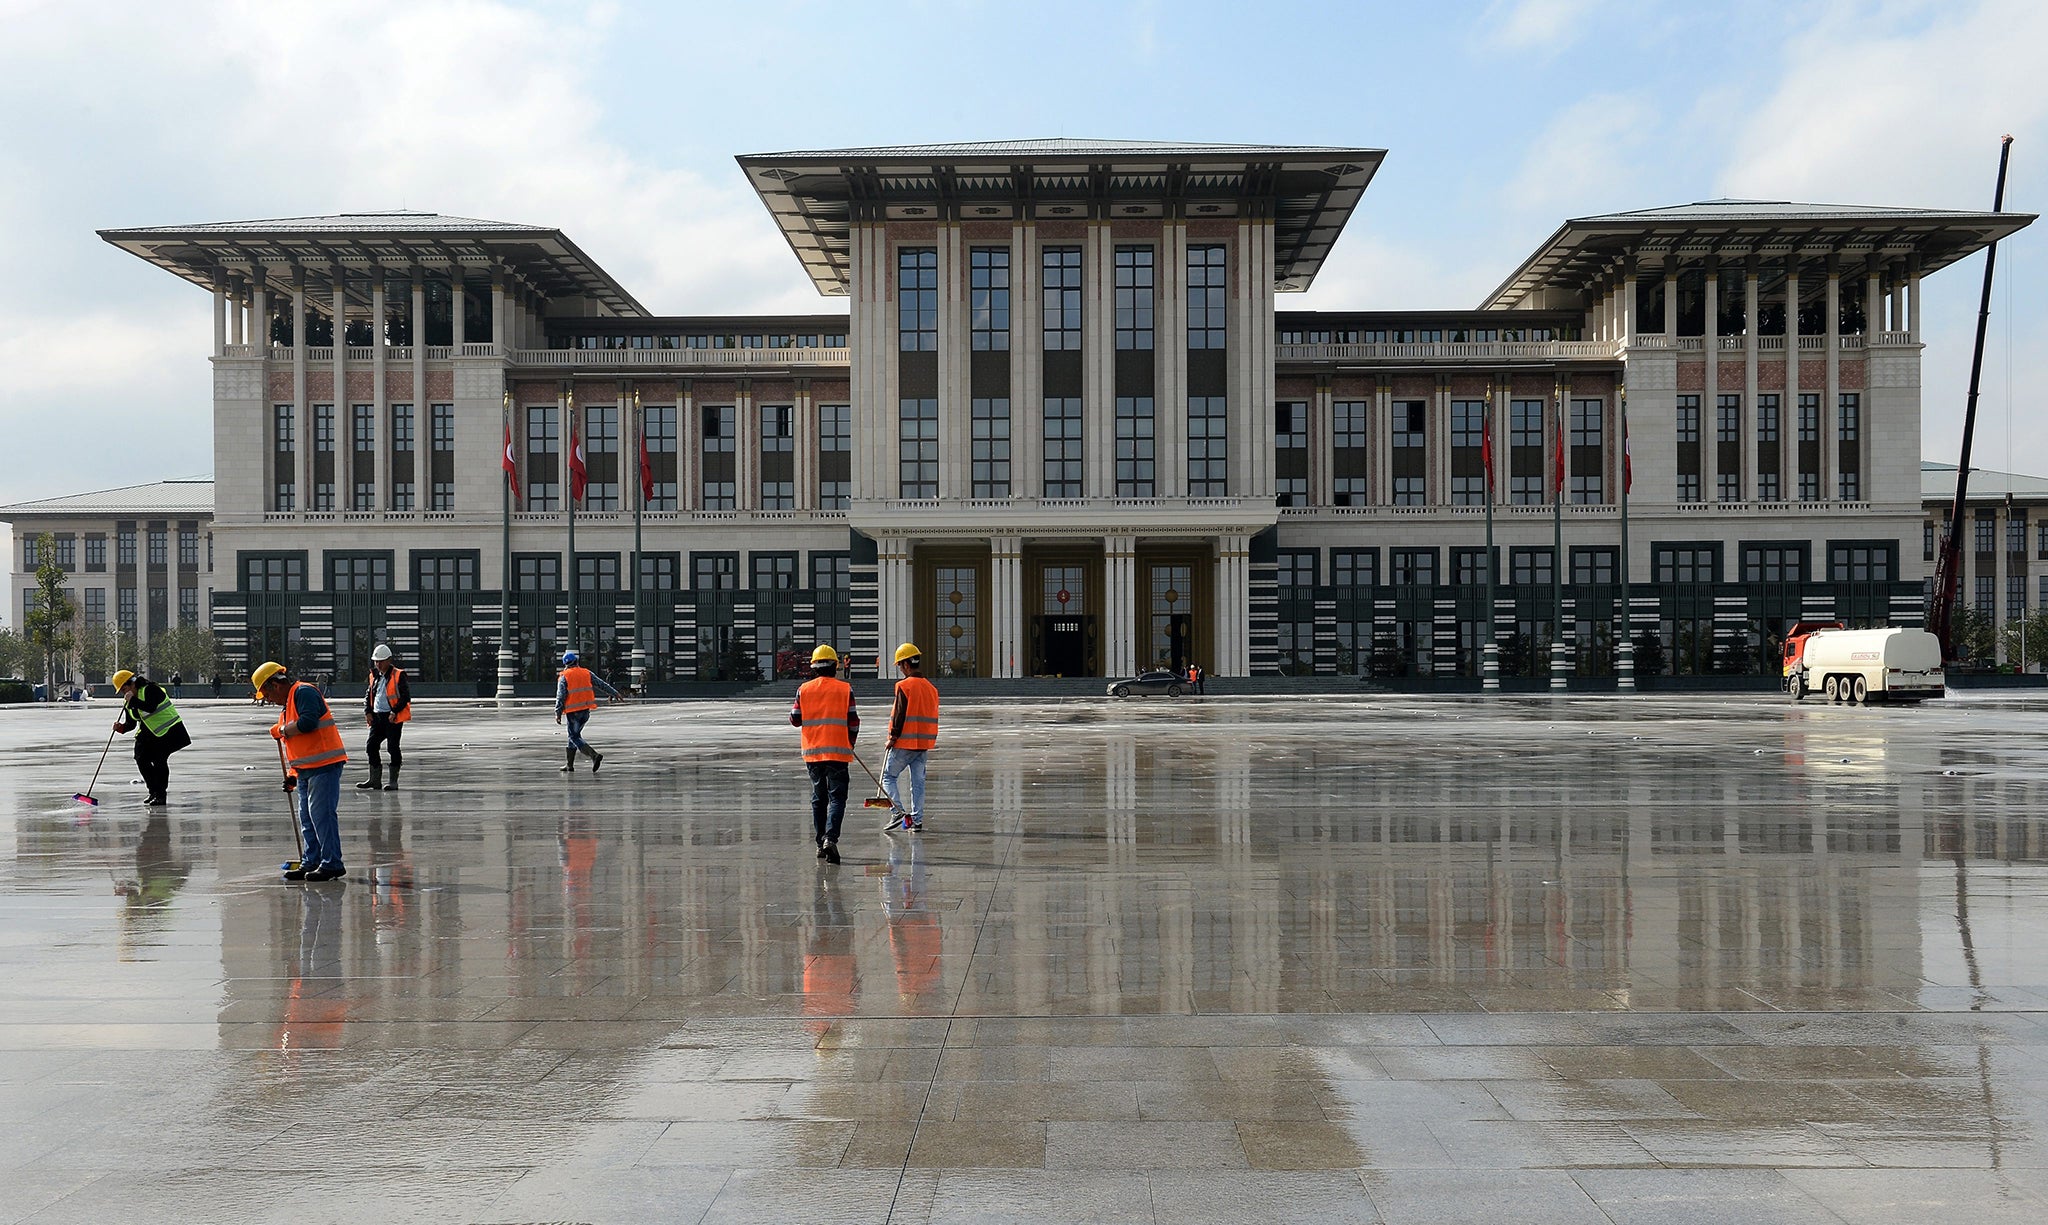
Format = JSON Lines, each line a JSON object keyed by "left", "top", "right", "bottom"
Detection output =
{"left": 382, "top": 765, "right": 400, "bottom": 792}
{"left": 822, "top": 841, "right": 841, "bottom": 865}
{"left": 560, "top": 747, "right": 577, "bottom": 773}
{"left": 282, "top": 861, "right": 309, "bottom": 881}
{"left": 583, "top": 746, "right": 604, "bottom": 774}
{"left": 304, "top": 863, "right": 346, "bottom": 882}
{"left": 355, "top": 767, "right": 383, "bottom": 790}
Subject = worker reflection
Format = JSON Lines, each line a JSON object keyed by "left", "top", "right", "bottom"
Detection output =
{"left": 801, "top": 874, "right": 858, "bottom": 1039}
{"left": 116, "top": 814, "right": 192, "bottom": 955}
{"left": 883, "top": 835, "right": 942, "bottom": 1007}
{"left": 367, "top": 816, "right": 414, "bottom": 930}
{"left": 275, "top": 889, "right": 348, "bottom": 1054}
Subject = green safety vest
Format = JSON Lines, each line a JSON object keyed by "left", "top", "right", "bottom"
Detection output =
{"left": 126, "top": 685, "right": 184, "bottom": 738}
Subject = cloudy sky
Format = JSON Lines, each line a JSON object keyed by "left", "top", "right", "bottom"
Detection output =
{"left": 0, "top": 0, "right": 2042, "bottom": 568}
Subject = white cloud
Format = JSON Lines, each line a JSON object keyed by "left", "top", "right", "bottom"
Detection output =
{"left": 1505, "top": 92, "right": 1658, "bottom": 216}
{"left": 1481, "top": 0, "right": 1601, "bottom": 52}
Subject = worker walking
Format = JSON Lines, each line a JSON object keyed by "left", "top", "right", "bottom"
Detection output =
{"left": 111, "top": 669, "right": 189, "bottom": 807}
{"left": 792, "top": 645, "right": 859, "bottom": 865}
{"left": 254, "top": 662, "right": 348, "bottom": 882}
{"left": 555, "top": 649, "right": 620, "bottom": 773}
{"left": 356, "top": 643, "right": 411, "bottom": 792}
{"left": 881, "top": 642, "right": 938, "bottom": 833}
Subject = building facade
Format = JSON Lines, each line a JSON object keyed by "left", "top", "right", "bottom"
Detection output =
{"left": 1923, "top": 462, "right": 2048, "bottom": 669}
{"left": 96, "top": 140, "right": 2033, "bottom": 690}
{"left": 0, "top": 481, "right": 216, "bottom": 681}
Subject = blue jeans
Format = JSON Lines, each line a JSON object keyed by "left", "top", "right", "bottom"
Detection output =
{"left": 807, "top": 761, "right": 849, "bottom": 845}
{"left": 883, "top": 748, "right": 927, "bottom": 818}
{"left": 565, "top": 710, "right": 592, "bottom": 750}
{"left": 296, "top": 763, "right": 345, "bottom": 868}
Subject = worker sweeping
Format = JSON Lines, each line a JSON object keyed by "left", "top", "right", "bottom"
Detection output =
{"left": 555, "top": 649, "right": 620, "bottom": 773}
{"left": 254, "top": 661, "right": 348, "bottom": 882}
{"left": 111, "top": 669, "right": 189, "bottom": 807}
{"left": 355, "top": 643, "right": 411, "bottom": 792}
{"left": 881, "top": 642, "right": 938, "bottom": 833}
{"left": 791, "top": 645, "right": 859, "bottom": 864}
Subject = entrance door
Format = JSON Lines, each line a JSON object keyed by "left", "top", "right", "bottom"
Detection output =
{"left": 1040, "top": 614, "right": 1089, "bottom": 676}
{"left": 1168, "top": 614, "right": 1192, "bottom": 675}
{"left": 933, "top": 564, "right": 980, "bottom": 678}
{"left": 1146, "top": 563, "right": 1196, "bottom": 671}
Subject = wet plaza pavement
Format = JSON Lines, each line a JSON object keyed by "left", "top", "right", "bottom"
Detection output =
{"left": 5, "top": 691, "right": 2048, "bottom": 1223}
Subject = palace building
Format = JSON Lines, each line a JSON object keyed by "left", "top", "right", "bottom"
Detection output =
{"left": 93, "top": 139, "right": 2033, "bottom": 690}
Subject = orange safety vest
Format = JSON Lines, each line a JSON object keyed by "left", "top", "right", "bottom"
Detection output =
{"left": 380, "top": 668, "right": 411, "bottom": 724}
{"left": 893, "top": 675, "right": 939, "bottom": 751}
{"left": 276, "top": 682, "right": 347, "bottom": 772}
{"left": 561, "top": 666, "right": 596, "bottom": 714}
{"left": 797, "top": 675, "right": 855, "bottom": 764}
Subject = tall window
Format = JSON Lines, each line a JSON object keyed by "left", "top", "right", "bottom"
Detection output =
{"left": 760, "top": 404, "right": 794, "bottom": 509}
{"left": 148, "top": 530, "right": 167, "bottom": 567}
{"left": 311, "top": 404, "right": 335, "bottom": 510}
{"left": 117, "top": 587, "right": 137, "bottom": 633}
{"left": 971, "top": 398, "right": 1011, "bottom": 498}
{"left": 84, "top": 588, "right": 106, "bottom": 626}
{"left": 1275, "top": 401, "right": 1309, "bottom": 506}
{"left": 1116, "top": 396, "right": 1155, "bottom": 497}
{"left": 2009, "top": 510, "right": 2029, "bottom": 554}
{"left": 643, "top": 405, "right": 678, "bottom": 510}
{"left": 117, "top": 527, "right": 135, "bottom": 567}
{"left": 701, "top": 405, "right": 735, "bottom": 510}
{"left": 1188, "top": 396, "right": 1228, "bottom": 496}
{"left": 1187, "top": 245, "right": 1227, "bottom": 349}
{"left": 85, "top": 535, "right": 105, "bottom": 570}
{"left": 898, "top": 248, "right": 937, "bottom": 352}
{"left": 1391, "top": 400, "right": 1425, "bottom": 506}
{"left": 1114, "top": 246, "right": 1154, "bottom": 350}
{"left": 525, "top": 405, "right": 560, "bottom": 511}
{"left": 1510, "top": 399, "right": 1544, "bottom": 505}
{"left": 273, "top": 404, "right": 295, "bottom": 511}
{"left": 1838, "top": 393, "right": 1860, "bottom": 441}
{"left": 429, "top": 404, "right": 456, "bottom": 511}
{"left": 1042, "top": 247, "right": 1082, "bottom": 350}
{"left": 899, "top": 398, "right": 938, "bottom": 499}
{"left": 692, "top": 553, "right": 738, "bottom": 590}
{"left": 811, "top": 552, "right": 850, "bottom": 592}
{"left": 1798, "top": 394, "right": 1820, "bottom": 441}
{"left": 584, "top": 405, "right": 620, "bottom": 511}
{"left": 390, "top": 402, "right": 415, "bottom": 511}
{"left": 818, "top": 404, "right": 851, "bottom": 509}
{"left": 351, "top": 404, "right": 376, "bottom": 510}
{"left": 178, "top": 530, "right": 198, "bottom": 567}
{"left": 1716, "top": 396, "right": 1740, "bottom": 444}
{"left": 1450, "top": 399, "right": 1485, "bottom": 506}
{"left": 1333, "top": 401, "right": 1368, "bottom": 505}
{"left": 1571, "top": 547, "right": 1618, "bottom": 584}
{"left": 1043, "top": 397, "right": 1083, "bottom": 498}
{"left": 1757, "top": 396, "right": 1779, "bottom": 441}
{"left": 970, "top": 248, "right": 1010, "bottom": 351}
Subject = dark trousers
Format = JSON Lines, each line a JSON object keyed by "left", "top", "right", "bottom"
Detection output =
{"left": 807, "top": 761, "right": 849, "bottom": 846}
{"left": 367, "top": 713, "right": 404, "bottom": 771}
{"left": 134, "top": 739, "right": 173, "bottom": 800}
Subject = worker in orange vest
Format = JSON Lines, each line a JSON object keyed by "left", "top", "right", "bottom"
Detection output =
{"left": 355, "top": 643, "right": 411, "bottom": 792}
{"left": 881, "top": 642, "right": 938, "bottom": 833}
{"left": 254, "top": 661, "right": 349, "bottom": 882}
{"left": 555, "top": 649, "right": 621, "bottom": 774}
{"left": 791, "top": 645, "right": 859, "bottom": 864}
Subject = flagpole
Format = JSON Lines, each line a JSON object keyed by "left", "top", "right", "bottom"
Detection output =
{"left": 630, "top": 386, "right": 646, "bottom": 694}
{"left": 1616, "top": 379, "right": 1635, "bottom": 691}
{"left": 496, "top": 392, "right": 515, "bottom": 700}
{"left": 565, "top": 382, "right": 577, "bottom": 661}
{"left": 1482, "top": 384, "right": 1499, "bottom": 692}
{"left": 1551, "top": 379, "right": 1567, "bottom": 692}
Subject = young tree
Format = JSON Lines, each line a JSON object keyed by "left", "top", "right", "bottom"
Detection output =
{"left": 0, "top": 626, "right": 29, "bottom": 679}
{"left": 75, "top": 624, "right": 134, "bottom": 683}
{"left": 1999, "top": 608, "right": 2048, "bottom": 673}
{"left": 1950, "top": 604, "right": 1998, "bottom": 668}
{"left": 23, "top": 534, "right": 76, "bottom": 689}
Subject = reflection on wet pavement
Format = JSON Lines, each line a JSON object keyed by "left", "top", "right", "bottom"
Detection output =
{"left": 4, "top": 694, "right": 2048, "bottom": 1222}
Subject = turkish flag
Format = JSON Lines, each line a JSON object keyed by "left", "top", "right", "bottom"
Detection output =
{"left": 502, "top": 421, "right": 520, "bottom": 503}
{"left": 1481, "top": 413, "right": 1495, "bottom": 492}
{"left": 1553, "top": 409, "right": 1566, "bottom": 496}
{"left": 1623, "top": 417, "right": 1633, "bottom": 496}
{"left": 569, "top": 417, "right": 587, "bottom": 504}
{"left": 638, "top": 426, "right": 654, "bottom": 502}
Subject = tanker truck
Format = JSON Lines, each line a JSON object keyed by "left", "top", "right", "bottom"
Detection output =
{"left": 1782, "top": 621, "right": 1945, "bottom": 704}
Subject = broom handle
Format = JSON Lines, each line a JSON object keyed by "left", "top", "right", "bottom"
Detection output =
{"left": 277, "top": 737, "right": 306, "bottom": 862}
{"left": 82, "top": 720, "right": 118, "bottom": 797}
{"left": 850, "top": 747, "right": 886, "bottom": 791}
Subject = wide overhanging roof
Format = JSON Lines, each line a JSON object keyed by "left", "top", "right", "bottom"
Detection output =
{"left": 738, "top": 138, "right": 1386, "bottom": 296}
{"left": 99, "top": 212, "right": 648, "bottom": 317}
{"left": 1484, "top": 200, "right": 2037, "bottom": 309}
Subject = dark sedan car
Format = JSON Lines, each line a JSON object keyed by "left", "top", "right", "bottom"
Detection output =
{"left": 1105, "top": 671, "right": 1185, "bottom": 698}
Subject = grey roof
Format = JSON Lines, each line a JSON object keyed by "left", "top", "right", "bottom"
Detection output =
{"left": 0, "top": 480, "right": 214, "bottom": 519}
{"left": 1922, "top": 461, "right": 2048, "bottom": 502}
{"left": 101, "top": 212, "right": 648, "bottom": 318}
{"left": 738, "top": 138, "right": 1386, "bottom": 296}
{"left": 1485, "top": 200, "right": 2036, "bottom": 309}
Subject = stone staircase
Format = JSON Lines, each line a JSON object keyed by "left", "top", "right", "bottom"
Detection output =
{"left": 726, "top": 674, "right": 1372, "bottom": 702}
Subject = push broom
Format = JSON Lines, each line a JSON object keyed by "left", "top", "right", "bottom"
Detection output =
{"left": 276, "top": 739, "right": 307, "bottom": 872}
{"left": 850, "top": 750, "right": 894, "bottom": 810}
{"left": 73, "top": 720, "right": 119, "bottom": 807}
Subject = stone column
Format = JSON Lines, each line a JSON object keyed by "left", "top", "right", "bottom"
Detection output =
{"left": 1216, "top": 533, "right": 1250, "bottom": 676}
{"left": 1619, "top": 261, "right": 1636, "bottom": 345}
{"left": 410, "top": 270, "right": 426, "bottom": 466}
{"left": 292, "top": 269, "right": 309, "bottom": 505}
{"left": 253, "top": 283, "right": 268, "bottom": 350}
{"left": 212, "top": 275, "right": 227, "bottom": 356}
{"left": 1785, "top": 263, "right": 1800, "bottom": 495}
{"left": 680, "top": 380, "right": 699, "bottom": 510}
{"left": 991, "top": 535, "right": 1022, "bottom": 678}
{"left": 1662, "top": 264, "right": 1679, "bottom": 337}
{"left": 230, "top": 276, "right": 246, "bottom": 347}
{"left": 1865, "top": 265, "right": 1881, "bottom": 340}
{"left": 452, "top": 271, "right": 466, "bottom": 349}
{"left": 1824, "top": 259, "right": 1841, "bottom": 500}
{"left": 332, "top": 275, "right": 349, "bottom": 509}
{"left": 1703, "top": 261, "right": 1719, "bottom": 499}
{"left": 795, "top": 378, "right": 816, "bottom": 511}
{"left": 1104, "top": 534, "right": 1136, "bottom": 678}
{"left": 1907, "top": 255, "right": 1922, "bottom": 342}
{"left": 1011, "top": 221, "right": 1039, "bottom": 500}
{"left": 1158, "top": 221, "right": 1187, "bottom": 497}
{"left": 373, "top": 275, "right": 389, "bottom": 510}
{"left": 879, "top": 536, "right": 914, "bottom": 669}
{"left": 1743, "top": 258, "right": 1759, "bottom": 502}
{"left": 492, "top": 271, "right": 508, "bottom": 351}
{"left": 1310, "top": 374, "right": 1332, "bottom": 507}
{"left": 1373, "top": 377, "right": 1392, "bottom": 506}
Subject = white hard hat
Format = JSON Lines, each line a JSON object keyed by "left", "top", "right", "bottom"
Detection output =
{"left": 371, "top": 644, "right": 393, "bottom": 661}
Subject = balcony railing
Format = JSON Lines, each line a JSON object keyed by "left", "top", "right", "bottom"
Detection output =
{"left": 510, "top": 346, "right": 851, "bottom": 369}
{"left": 1276, "top": 339, "right": 1620, "bottom": 363}
{"left": 1634, "top": 333, "right": 1866, "bottom": 354}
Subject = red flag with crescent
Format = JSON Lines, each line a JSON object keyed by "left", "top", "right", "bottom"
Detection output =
{"left": 502, "top": 420, "right": 520, "bottom": 503}
{"left": 569, "top": 417, "right": 587, "bottom": 504}
{"left": 1481, "top": 413, "right": 1495, "bottom": 491}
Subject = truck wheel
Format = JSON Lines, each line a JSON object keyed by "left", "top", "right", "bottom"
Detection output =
{"left": 1852, "top": 676, "right": 1869, "bottom": 703}
{"left": 1823, "top": 676, "right": 1841, "bottom": 702}
{"left": 1788, "top": 674, "right": 1805, "bottom": 701}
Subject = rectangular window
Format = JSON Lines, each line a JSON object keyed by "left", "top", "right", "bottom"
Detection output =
{"left": 2038, "top": 520, "right": 2048, "bottom": 560}
{"left": 1391, "top": 400, "right": 1425, "bottom": 506}
{"left": 390, "top": 402, "right": 415, "bottom": 511}
{"left": 241, "top": 553, "right": 306, "bottom": 592}
{"left": 1976, "top": 575, "right": 1995, "bottom": 615}
{"left": 1116, "top": 396, "right": 1155, "bottom": 497}
{"left": 147, "top": 530, "right": 166, "bottom": 567}
{"left": 1574, "top": 474, "right": 1606, "bottom": 504}
{"left": 85, "top": 534, "right": 106, "bottom": 571}
{"left": 514, "top": 553, "right": 561, "bottom": 592}
{"left": 760, "top": 403, "right": 795, "bottom": 509}
{"left": 1391, "top": 548, "right": 1437, "bottom": 586}
{"left": 1718, "top": 473, "right": 1741, "bottom": 503}
{"left": 1741, "top": 543, "right": 1808, "bottom": 582}
{"left": 1333, "top": 401, "right": 1368, "bottom": 506}
{"left": 22, "top": 536, "right": 39, "bottom": 567}
{"left": 1838, "top": 393, "right": 1860, "bottom": 441}
{"left": 1187, "top": 245, "right": 1227, "bottom": 349}
{"left": 1043, "top": 396, "right": 1083, "bottom": 498}
{"left": 53, "top": 536, "right": 75, "bottom": 569}
{"left": 1678, "top": 473, "right": 1702, "bottom": 502}
{"left": 1275, "top": 400, "right": 1309, "bottom": 506}
{"left": 273, "top": 403, "right": 296, "bottom": 511}
{"left": 117, "top": 587, "right": 136, "bottom": 633}
{"left": 1570, "top": 547, "right": 1617, "bottom": 585}
{"left": 1716, "top": 396, "right": 1740, "bottom": 444}
{"left": 311, "top": 404, "right": 334, "bottom": 510}
{"left": 1837, "top": 471, "right": 1860, "bottom": 501}
{"left": 583, "top": 405, "right": 620, "bottom": 511}
{"left": 811, "top": 552, "right": 850, "bottom": 591}
{"left": 1798, "top": 472, "right": 1821, "bottom": 502}
{"left": 970, "top": 247, "right": 1010, "bottom": 351}
{"left": 1829, "top": 542, "right": 1895, "bottom": 582}
{"left": 525, "top": 405, "right": 560, "bottom": 511}
{"left": 691, "top": 553, "right": 738, "bottom": 590}
{"left": 1449, "top": 399, "right": 1485, "bottom": 507}
{"left": 1277, "top": 549, "right": 1319, "bottom": 587}
{"left": 429, "top": 404, "right": 455, "bottom": 511}
{"left": 701, "top": 404, "right": 736, "bottom": 510}
{"left": 117, "top": 527, "right": 135, "bottom": 567}
{"left": 1042, "top": 247, "right": 1082, "bottom": 351}
{"left": 575, "top": 553, "right": 621, "bottom": 592}
{"left": 638, "top": 553, "right": 678, "bottom": 591}
{"left": 412, "top": 551, "right": 478, "bottom": 591}
{"left": 1114, "top": 246, "right": 1154, "bottom": 350}
{"left": 899, "top": 398, "right": 938, "bottom": 499}
{"left": 1798, "top": 394, "right": 1820, "bottom": 442}
{"left": 898, "top": 247, "right": 938, "bottom": 352}
{"left": 752, "top": 552, "right": 798, "bottom": 591}
{"left": 972, "top": 397, "right": 1011, "bottom": 498}
{"left": 1654, "top": 544, "right": 1720, "bottom": 583}
{"left": 1757, "top": 396, "right": 1780, "bottom": 442}
{"left": 2008, "top": 574, "right": 2026, "bottom": 619}
{"left": 178, "top": 530, "right": 197, "bottom": 567}
{"left": 84, "top": 588, "right": 106, "bottom": 626}
{"left": 1572, "top": 398, "right": 1605, "bottom": 448}
{"left": 1510, "top": 398, "right": 1545, "bottom": 505}
{"left": 1450, "top": 547, "right": 1489, "bottom": 586}
{"left": 1187, "top": 396, "right": 1228, "bottom": 496}
{"left": 2008, "top": 511, "right": 2028, "bottom": 554}
{"left": 1676, "top": 397, "right": 1700, "bottom": 444}
{"left": 350, "top": 404, "right": 376, "bottom": 510}
{"left": 1758, "top": 472, "right": 1781, "bottom": 502}
{"left": 327, "top": 552, "right": 392, "bottom": 592}
{"left": 1510, "top": 547, "right": 1554, "bottom": 586}
{"left": 1976, "top": 513, "right": 1996, "bottom": 555}
{"left": 643, "top": 405, "right": 677, "bottom": 510}
{"left": 818, "top": 404, "right": 851, "bottom": 509}
{"left": 1332, "top": 549, "right": 1377, "bottom": 587}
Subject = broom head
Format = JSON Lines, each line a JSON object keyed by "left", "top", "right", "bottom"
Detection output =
{"left": 862, "top": 796, "right": 894, "bottom": 809}
{"left": 72, "top": 793, "right": 99, "bottom": 806}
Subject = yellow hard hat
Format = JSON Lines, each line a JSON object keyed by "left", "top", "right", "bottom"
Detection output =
{"left": 250, "top": 661, "right": 288, "bottom": 693}
{"left": 110, "top": 669, "right": 136, "bottom": 691}
{"left": 894, "top": 643, "right": 922, "bottom": 664}
{"left": 810, "top": 645, "right": 839, "bottom": 665}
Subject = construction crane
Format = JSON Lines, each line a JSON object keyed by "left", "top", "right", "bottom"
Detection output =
{"left": 1929, "top": 136, "right": 2016, "bottom": 660}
